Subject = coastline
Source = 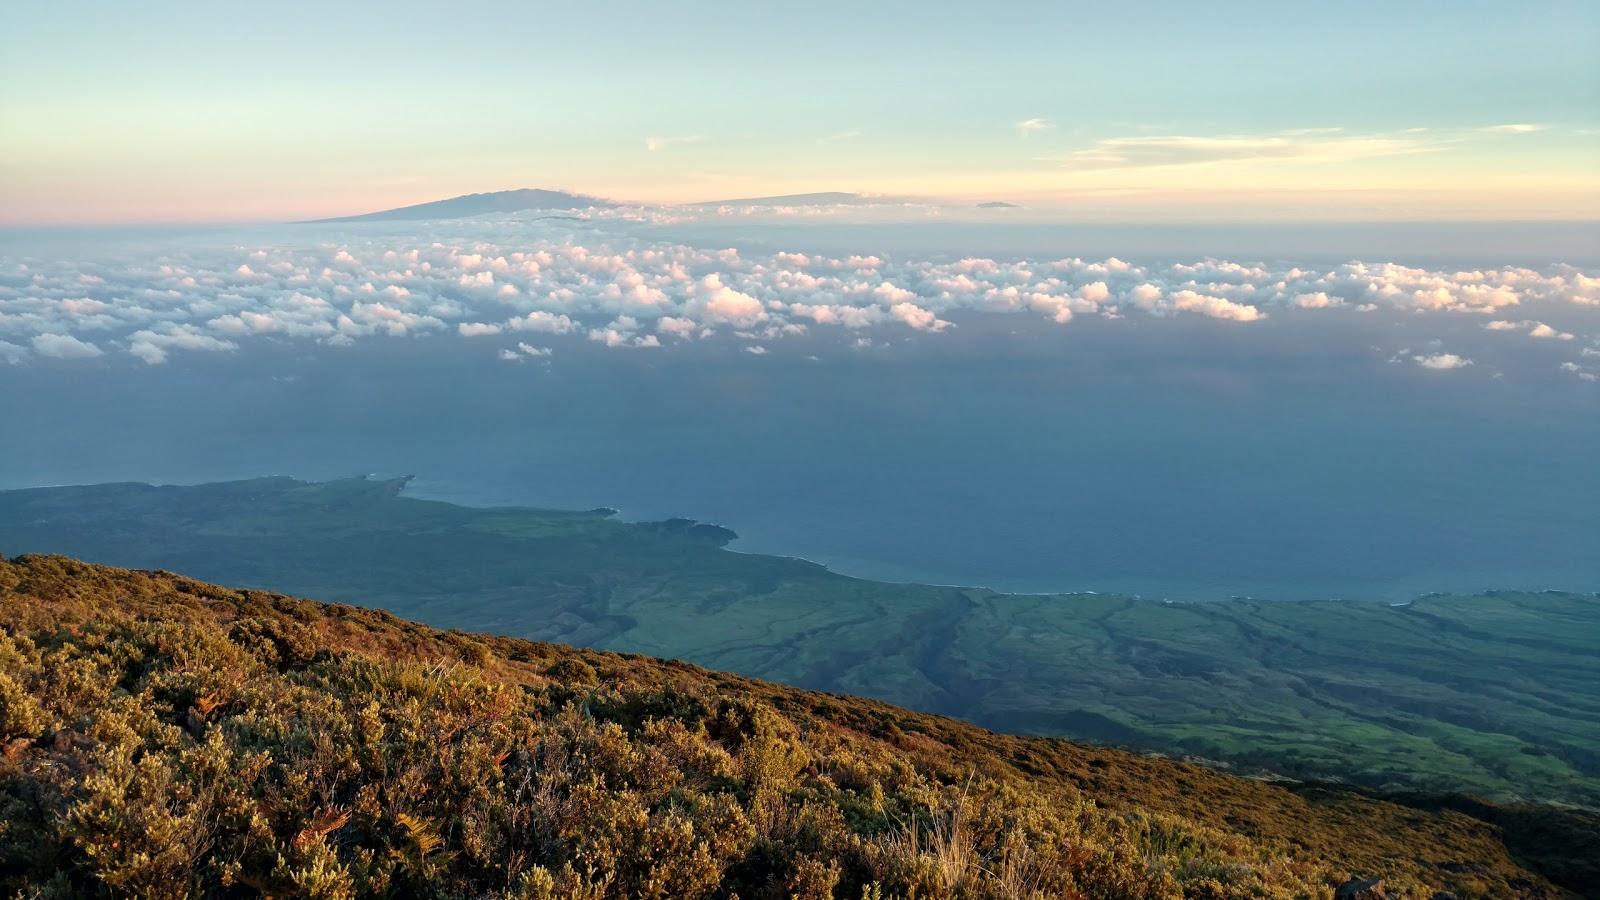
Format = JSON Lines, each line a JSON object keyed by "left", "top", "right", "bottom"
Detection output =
{"left": 397, "top": 474, "right": 1600, "bottom": 605}
{"left": 5, "top": 472, "right": 1595, "bottom": 605}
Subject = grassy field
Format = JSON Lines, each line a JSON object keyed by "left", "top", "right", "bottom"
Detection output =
{"left": 2, "top": 475, "right": 1595, "bottom": 806}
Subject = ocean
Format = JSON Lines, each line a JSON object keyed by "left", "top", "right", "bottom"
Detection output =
{"left": 2, "top": 218, "right": 1597, "bottom": 601}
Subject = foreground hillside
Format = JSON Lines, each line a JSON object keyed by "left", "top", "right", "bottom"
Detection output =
{"left": 1, "top": 477, "right": 1596, "bottom": 807}
{"left": 0, "top": 555, "right": 1590, "bottom": 898}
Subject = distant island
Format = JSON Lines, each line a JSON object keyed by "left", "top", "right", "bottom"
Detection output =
{"left": 304, "top": 188, "right": 614, "bottom": 223}
{"left": 301, "top": 188, "right": 928, "bottom": 222}
{"left": 975, "top": 200, "right": 1021, "bottom": 208}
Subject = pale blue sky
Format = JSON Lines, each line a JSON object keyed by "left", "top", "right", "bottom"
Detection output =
{"left": 2, "top": 0, "right": 1596, "bottom": 222}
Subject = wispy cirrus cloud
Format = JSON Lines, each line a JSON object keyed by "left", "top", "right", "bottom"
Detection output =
{"left": 644, "top": 135, "right": 708, "bottom": 152}
{"left": 1482, "top": 123, "right": 1545, "bottom": 134}
{"left": 1015, "top": 118, "right": 1053, "bottom": 137}
{"left": 1051, "top": 130, "right": 1434, "bottom": 171}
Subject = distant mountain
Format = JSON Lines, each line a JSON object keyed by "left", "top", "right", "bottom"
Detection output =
{"left": 305, "top": 188, "right": 614, "bottom": 223}
{"left": 307, "top": 189, "right": 914, "bottom": 221}
{"left": 976, "top": 200, "right": 1020, "bottom": 208}
{"left": 685, "top": 191, "right": 909, "bottom": 208}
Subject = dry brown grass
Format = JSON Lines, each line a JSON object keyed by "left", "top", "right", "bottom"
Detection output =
{"left": 0, "top": 554, "right": 1575, "bottom": 899}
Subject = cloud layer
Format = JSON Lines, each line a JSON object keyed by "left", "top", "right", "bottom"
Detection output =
{"left": 2, "top": 219, "right": 1595, "bottom": 372}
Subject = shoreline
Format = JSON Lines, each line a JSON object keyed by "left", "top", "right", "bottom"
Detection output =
{"left": 392, "top": 475, "right": 1600, "bottom": 604}
{"left": 28, "top": 472, "right": 1584, "bottom": 607}
{"left": 4, "top": 472, "right": 1595, "bottom": 605}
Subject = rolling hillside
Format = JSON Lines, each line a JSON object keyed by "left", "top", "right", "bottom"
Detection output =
{"left": 0, "top": 476, "right": 1596, "bottom": 808}
{"left": 1, "top": 555, "right": 1591, "bottom": 897}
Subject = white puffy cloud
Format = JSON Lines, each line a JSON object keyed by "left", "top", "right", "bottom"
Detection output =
{"left": 655, "top": 316, "right": 699, "bottom": 338}
{"left": 1169, "top": 291, "right": 1265, "bottom": 322}
{"left": 509, "top": 311, "right": 577, "bottom": 334}
{"left": 1528, "top": 322, "right": 1575, "bottom": 340}
{"left": 790, "top": 303, "right": 881, "bottom": 328}
{"left": 32, "top": 333, "right": 102, "bottom": 358}
{"left": 1, "top": 217, "right": 1593, "bottom": 367}
{"left": 1414, "top": 353, "right": 1473, "bottom": 370}
{"left": 342, "top": 302, "right": 442, "bottom": 337}
{"left": 587, "top": 316, "right": 660, "bottom": 348}
{"left": 889, "top": 302, "right": 951, "bottom": 332}
{"left": 1128, "top": 283, "right": 1164, "bottom": 308}
{"left": 691, "top": 274, "right": 767, "bottom": 325}
{"left": 1483, "top": 319, "right": 1578, "bottom": 340}
{"left": 1078, "top": 281, "right": 1111, "bottom": 304}
{"left": 126, "top": 325, "right": 238, "bottom": 365}
{"left": 1292, "top": 292, "right": 1342, "bottom": 309}
{"left": 872, "top": 282, "right": 917, "bottom": 304}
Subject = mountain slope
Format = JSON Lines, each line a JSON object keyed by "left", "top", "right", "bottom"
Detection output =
{"left": 1, "top": 476, "right": 1596, "bottom": 807}
{"left": 0, "top": 555, "right": 1583, "bottom": 898}
{"left": 305, "top": 188, "right": 613, "bottom": 223}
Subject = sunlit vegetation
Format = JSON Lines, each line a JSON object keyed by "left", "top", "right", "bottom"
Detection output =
{"left": 1, "top": 555, "right": 1586, "bottom": 898}
{"left": 1, "top": 477, "right": 1595, "bottom": 807}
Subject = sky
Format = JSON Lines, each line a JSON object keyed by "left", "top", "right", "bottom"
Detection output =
{"left": 2, "top": 0, "right": 1597, "bottom": 224}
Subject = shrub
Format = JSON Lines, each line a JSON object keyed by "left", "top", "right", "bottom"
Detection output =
{"left": 0, "top": 555, "right": 1563, "bottom": 899}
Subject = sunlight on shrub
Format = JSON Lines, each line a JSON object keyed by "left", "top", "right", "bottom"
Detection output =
{"left": 0, "top": 555, "right": 1563, "bottom": 899}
